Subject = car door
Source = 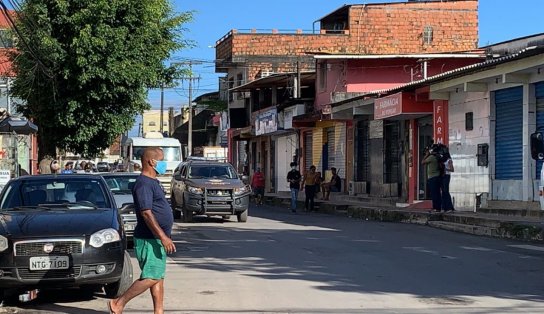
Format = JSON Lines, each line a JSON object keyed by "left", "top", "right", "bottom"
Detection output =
{"left": 173, "top": 164, "right": 186, "bottom": 205}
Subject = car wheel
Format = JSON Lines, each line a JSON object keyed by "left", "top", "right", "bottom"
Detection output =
{"left": 104, "top": 250, "right": 133, "bottom": 298}
{"left": 236, "top": 210, "right": 248, "bottom": 223}
{"left": 171, "top": 195, "right": 181, "bottom": 219}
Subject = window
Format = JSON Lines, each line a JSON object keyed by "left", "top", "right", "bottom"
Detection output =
{"left": 148, "top": 121, "right": 156, "bottom": 126}
{"left": 423, "top": 26, "right": 433, "bottom": 45}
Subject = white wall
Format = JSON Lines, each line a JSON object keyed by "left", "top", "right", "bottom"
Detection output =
{"left": 448, "top": 91, "right": 491, "bottom": 211}
{"left": 275, "top": 134, "right": 298, "bottom": 192}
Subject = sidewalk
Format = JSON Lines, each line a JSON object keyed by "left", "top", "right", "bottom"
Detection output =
{"left": 262, "top": 192, "right": 544, "bottom": 242}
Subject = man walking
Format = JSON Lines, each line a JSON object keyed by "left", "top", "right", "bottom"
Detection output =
{"left": 287, "top": 162, "right": 301, "bottom": 212}
{"left": 109, "top": 147, "right": 176, "bottom": 314}
{"left": 251, "top": 167, "right": 266, "bottom": 205}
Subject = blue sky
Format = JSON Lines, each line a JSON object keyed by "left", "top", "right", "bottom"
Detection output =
{"left": 135, "top": 0, "right": 543, "bottom": 134}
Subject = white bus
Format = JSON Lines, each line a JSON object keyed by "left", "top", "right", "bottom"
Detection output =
{"left": 121, "top": 132, "right": 182, "bottom": 196}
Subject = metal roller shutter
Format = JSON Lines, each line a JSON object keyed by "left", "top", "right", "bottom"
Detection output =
{"left": 495, "top": 87, "right": 523, "bottom": 180}
{"left": 536, "top": 82, "right": 544, "bottom": 179}
{"left": 333, "top": 123, "right": 346, "bottom": 177}
{"left": 304, "top": 132, "right": 313, "bottom": 172}
{"left": 326, "top": 127, "right": 335, "bottom": 172}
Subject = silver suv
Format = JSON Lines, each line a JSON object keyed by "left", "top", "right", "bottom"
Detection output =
{"left": 170, "top": 158, "right": 251, "bottom": 222}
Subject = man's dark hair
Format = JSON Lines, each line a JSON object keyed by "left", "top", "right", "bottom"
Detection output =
{"left": 290, "top": 162, "right": 296, "bottom": 167}
{"left": 331, "top": 167, "right": 336, "bottom": 171}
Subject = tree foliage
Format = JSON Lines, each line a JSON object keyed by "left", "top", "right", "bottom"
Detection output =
{"left": 10, "top": 0, "right": 192, "bottom": 158}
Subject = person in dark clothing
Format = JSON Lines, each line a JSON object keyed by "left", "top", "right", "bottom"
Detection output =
{"left": 287, "top": 162, "right": 302, "bottom": 212}
{"left": 301, "top": 165, "right": 318, "bottom": 212}
{"left": 321, "top": 167, "right": 341, "bottom": 201}
{"left": 422, "top": 145, "right": 442, "bottom": 212}
{"left": 109, "top": 147, "right": 176, "bottom": 314}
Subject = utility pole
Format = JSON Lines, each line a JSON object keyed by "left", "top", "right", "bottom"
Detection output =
{"left": 160, "top": 84, "right": 164, "bottom": 134}
{"left": 296, "top": 60, "right": 301, "bottom": 99}
{"left": 177, "top": 61, "right": 201, "bottom": 157}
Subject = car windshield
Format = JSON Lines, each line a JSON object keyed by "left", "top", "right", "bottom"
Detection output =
{"left": 188, "top": 165, "right": 238, "bottom": 179}
{"left": 0, "top": 178, "right": 112, "bottom": 210}
{"left": 102, "top": 175, "right": 138, "bottom": 194}
{"left": 133, "top": 146, "right": 180, "bottom": 162}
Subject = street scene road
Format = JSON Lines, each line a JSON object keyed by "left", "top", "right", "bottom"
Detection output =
{"left": 4, "top": 204, "right": 544, "bottom": 314}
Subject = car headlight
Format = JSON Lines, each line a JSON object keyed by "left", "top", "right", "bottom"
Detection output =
{"left": 0, "top": 235, "right": 8, "bottom": 252}
{"left": 187, "top": 186, "right": 203, "bottom": 194}
{"left": 234, "top": 185, "right": 251, "bottom": 196}
{"left": 90, "top": 228, "right": 121, "bottom": 248}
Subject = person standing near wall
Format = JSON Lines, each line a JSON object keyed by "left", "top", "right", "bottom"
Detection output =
{"left": 422, "top": 145, "right": 442, "bottom": 212}
{"left": 287, "top": 162, "right": 301, "bottom": 213}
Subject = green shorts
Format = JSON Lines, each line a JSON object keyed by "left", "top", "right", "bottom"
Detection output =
{"left": 134, "top": 237, "right": 167, "bottom": 280}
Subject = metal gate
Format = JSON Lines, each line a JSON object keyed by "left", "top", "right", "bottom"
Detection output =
{"left": 384, "top": 121, "right": 401, "bottom": 184}
{"left": 495, "top": 87, "right": 523, "bottom": 180}
{"left": 356, "top": 120, "right": 370, "bottom": 181}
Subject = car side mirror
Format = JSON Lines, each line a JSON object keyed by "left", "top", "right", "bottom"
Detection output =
{"left": 174, "top": 174, "right": 182, "bottom": 181}
{"left": 120, "top": 203, "right": 135, "bottom": 214}
{"left": 241, "top": 175, "right": 249, "bottom": 184}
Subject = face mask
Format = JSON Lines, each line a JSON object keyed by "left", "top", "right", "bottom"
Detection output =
{"left": 291, "top": 166, "right": 296, "bottom": 170}
{"left": 154, "top": 161, "right": 168, "bottom": 175}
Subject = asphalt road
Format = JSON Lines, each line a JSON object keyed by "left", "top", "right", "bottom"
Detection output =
{"left": 3, "top": 204, "right": 544, "bottom": 313}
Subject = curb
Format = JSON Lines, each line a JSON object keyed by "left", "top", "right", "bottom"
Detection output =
{"left": 263, "top": 195, "right": 544, "bottom": 242}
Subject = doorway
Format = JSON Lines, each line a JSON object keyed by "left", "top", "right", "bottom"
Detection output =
{"left": 418, "top": 116, "right": 433, "bottom": 200}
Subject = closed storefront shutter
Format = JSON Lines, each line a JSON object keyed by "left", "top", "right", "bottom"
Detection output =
{"left": 333, "top": 123, "right": 346, "bottom": 177}
{"left": 304, "top": 132, "right": 313, "bottom": 172}
{"left": 536, "top": 82, "right": 544, "bottom": 179}
{"left": 326, "top": 127, "right": 335, "bottom": 171}
{"left": 495, "top": 87, "right": 523, "bottom": 180}
{"left": 312, "top": 128, "right": 324, "bottom": 172}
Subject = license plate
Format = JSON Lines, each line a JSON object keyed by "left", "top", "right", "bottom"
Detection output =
{"left": 125, "top": 224, "right": 135, "bottom": 231}
{"left": 29, "top": 256, "right": 69, "bottom": 270}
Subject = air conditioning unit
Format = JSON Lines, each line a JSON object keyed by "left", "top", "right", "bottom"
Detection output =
{"left": 349, "top": 181, "right": 369, "bottom": 196}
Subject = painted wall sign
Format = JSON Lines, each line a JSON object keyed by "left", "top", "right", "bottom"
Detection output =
{"left": 374, "top": 93, "right": 402, "bottom": 119}
{"left": 374, "top": 92, "right": 433, "bottom": 120}
{"left": 433, "top": 100, "right": 449, "bottom": 145}
{"left": 255, "top": 108, "right": 278, "bottom": 136}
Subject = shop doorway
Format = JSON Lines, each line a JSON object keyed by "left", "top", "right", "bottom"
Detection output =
{"left": 418, "top": 116, "right": 433, "bottom": 200}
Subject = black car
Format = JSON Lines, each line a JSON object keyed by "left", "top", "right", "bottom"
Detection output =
{"left": 171, "top": 159, "right": 251, "bottom": 222}
{"left": 99, "top": 173, "right": 138, "bottom": 241}
{"left": 0, "top": 174, "right": 133, "bottom": 301}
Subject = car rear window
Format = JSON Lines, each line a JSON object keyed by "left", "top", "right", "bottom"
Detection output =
{"left": 0, "top": 178, "right": 111, "bottom": 209}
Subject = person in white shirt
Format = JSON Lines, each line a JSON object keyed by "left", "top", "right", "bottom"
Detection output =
{"left": 442, "top": 152, "right": 455, "bottom": 212}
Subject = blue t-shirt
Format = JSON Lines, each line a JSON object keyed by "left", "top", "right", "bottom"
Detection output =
{"left": 132, "top": 175, "right": 173, "bottom": 239}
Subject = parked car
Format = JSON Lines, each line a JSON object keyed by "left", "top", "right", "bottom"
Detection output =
{"left": 170, "top": 158, "right": 251, "bottom": 222}
{"left": 96, "top": 162, "right": 111, "bottom": 173}
{"left": 0, "top": 174, "right": 133, "bottom": 301}
{"left": 99, "top": 173, "right": 138, "bottom": 242}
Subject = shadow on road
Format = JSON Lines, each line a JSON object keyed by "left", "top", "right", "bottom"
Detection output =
{"left": 170, "top": 203, "right": 544, "bottom": 305}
